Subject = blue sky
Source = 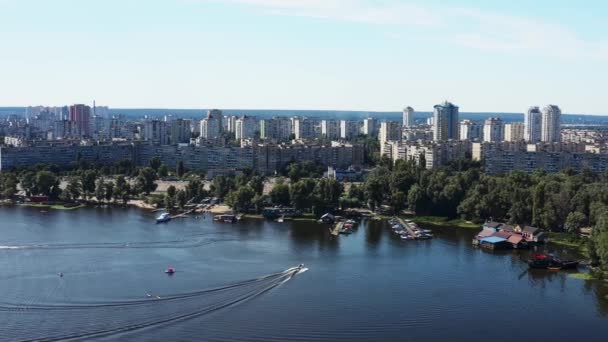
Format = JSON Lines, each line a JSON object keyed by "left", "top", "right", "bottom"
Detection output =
{"left": 1, "top": 0, "right": 607, "bottom": 114}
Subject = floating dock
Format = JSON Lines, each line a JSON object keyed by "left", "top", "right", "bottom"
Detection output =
{"left": 330, "top": 222, "right": 344, "bottom": 236}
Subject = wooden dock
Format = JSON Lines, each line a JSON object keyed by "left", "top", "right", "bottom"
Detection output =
{"left": 171, "top": 209, "right": 195, "bottom": 219}
{"left": 396, "top": 217, "right": 417, "bottom": 239}
{"left": 330, "top": 222, "right": 344, "bottom": 236}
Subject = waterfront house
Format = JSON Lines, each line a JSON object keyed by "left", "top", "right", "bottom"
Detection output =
{"left": 507, "top": 234, "right": 526, "bottom": 249}
{"left": 474, "top": 221, "right": 543, "bottom": 248}
{"left": 474, "top": 225, "right": 498, "bottom": 243}
{"left": 522, "top": 226, "right": 546, "bottom": 243}
{"left": 499, "top": 224, "right": 516, "bottom": 233}
{"left": 483, "top": 222, "right": 503, "bottom": 230}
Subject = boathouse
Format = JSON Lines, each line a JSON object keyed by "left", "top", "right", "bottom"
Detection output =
{"left": 478, "top": 236, "right": 510, "bottom": 250}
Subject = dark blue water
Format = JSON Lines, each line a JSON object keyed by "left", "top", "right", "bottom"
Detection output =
{"left": 1, "top": 206, "right": 607, "bottom": 341}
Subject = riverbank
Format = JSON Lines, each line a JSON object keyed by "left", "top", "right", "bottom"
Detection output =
{"left": 20, "top": 203, "right": 86, "bottom": 210}
{"left": 547, "top": 232, "right": 588, "bottom": 254}
{"left": 407, "top": 215, "right": 479, "bottom": 229}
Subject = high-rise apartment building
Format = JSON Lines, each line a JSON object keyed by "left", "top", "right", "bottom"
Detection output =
{"left": 483, "top": 117, "right": 504, "bottom": 142}
{"left": 504, "top": 123, "right": 525, "bottom": 142}
{"left": 340, "top": 120, "right": 360, "bottom": 140}
{"left": 459, "top": 120, "right": 483, "bottom": 141}
{"left": 403, "top": 106, "right": 415, "bottom": 128}
{"left": 379, "top": 121, "right": 402, "bottom": 155}
{"left": 259, "top": 117, "right": 292, "bottom": 141}
{"left": 524, "top": 106, "right": 542, "bottom": 142}
{"left": 361, "top": 117, "right": 377, "bottom": 137}
{"left": 199, "top": 109, "right": 224, "bottom": 140}
{"left": 541, "top": 105, "right": 562, "bottom": 142}
{"left": 170, "top": 118, "right": 192, "bottom": 144}
{"left": 235, "top": 115, "right": 257, "bottom": 140}
{"left": 69, "top": 104, "right": 91, "bottom": 137}
{"left": 142, "top": 119, "right": 169, "bottom": 145}
{"left": 224, "top": 115, "right": 237, "bottom": 133}
{"left": 293, "top": 117, "right": 316, "bottom": 140}
{"left": 433, "top": 101, "right": 459, "bottom": 141}
{"left": 321, "top": 119, "right": 340, "bottom": 139}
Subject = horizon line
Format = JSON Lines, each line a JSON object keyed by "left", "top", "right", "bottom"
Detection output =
{"left": 1, "top": 106, "right": 607, "bottom": 117}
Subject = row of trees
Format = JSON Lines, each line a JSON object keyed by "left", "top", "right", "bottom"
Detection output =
{"left": 0, "top": 167, "right": 162, "bottom": 203}
{"left": 7, "top": 156, "right": 195, "bottom": 180}
{"left": 207, "top": 169, "right": 343, "bottom": 216}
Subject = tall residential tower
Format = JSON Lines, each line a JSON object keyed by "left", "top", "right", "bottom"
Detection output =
{"left": 524, "top": 106, "right": 542, "bottom": 142}
{"left": 433, "top": 101, "right": 459, "bottom": 141}
{"left": 199, "top": 109, "right": 224, "bottom": 140}
{"left": 541, "top": 105, "right": 562, "bottom": 142}
{"left": 402, "top": 106, "right": 415, "bottom": 128}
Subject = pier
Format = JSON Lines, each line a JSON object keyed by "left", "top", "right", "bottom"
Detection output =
{"left": 396, "top": 217, "right": 418, "bottom": 239}
{"left": 330, "top": 222, "right": 344, "bottom": 236}
{"left": 171, "top": 209, "right": 195, "bottom": 219}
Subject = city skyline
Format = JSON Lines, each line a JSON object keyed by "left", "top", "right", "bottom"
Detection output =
{"left": 1, "top": 0, "right": 608, "bottom": 114}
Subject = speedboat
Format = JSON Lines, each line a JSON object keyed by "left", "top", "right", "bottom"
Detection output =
{"left": 156, "top": 212, "right": 171, "bottom": 223}
{"left": 165, "top": 267, "right": 176, "bottom": 274}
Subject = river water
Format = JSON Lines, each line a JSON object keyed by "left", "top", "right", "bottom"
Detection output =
{"left": 0, "top": 206, "right": 607, "bottom": 341}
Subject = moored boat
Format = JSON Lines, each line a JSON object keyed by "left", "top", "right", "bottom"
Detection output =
{"left": 156, "top": 212, "right": 171, "bottom": 223}
{"left": 400, "top": 234, "right": 414, "bottom": 240}
{"left": 214, "top": 214, "right": 237, "bottom": 223}
{"left": 528, "top": 253, "right": 579, "bottom": 270}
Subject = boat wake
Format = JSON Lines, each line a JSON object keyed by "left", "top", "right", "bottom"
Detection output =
{"left": 0, "top": 234, "right": 232, "bottom": 251}
{"left": 1, "top": 267, "right": 306, "bottom": 341}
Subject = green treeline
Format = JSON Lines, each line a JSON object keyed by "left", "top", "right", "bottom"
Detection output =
{"left": 2, "top": 158, "right": 608, "bottom": 267}
{"left": 359, "top": 159, "right": 608, "bottom": 266}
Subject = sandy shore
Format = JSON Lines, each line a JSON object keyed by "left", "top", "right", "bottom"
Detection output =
{"left": 205, "top": 205, "right": 232, "bottom": 214}
{"left": 127, "top": 200, "right": 156, "bottom": 210}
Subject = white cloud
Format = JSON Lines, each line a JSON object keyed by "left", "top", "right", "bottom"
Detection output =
{"left": 448, "top": 7, "right": 608, "bottom": 60}
{"left": 211, "top": 0, "right": 442, "bottom": 26}
{"left": 203, "top": 0, "right": 608, "bottom": 60}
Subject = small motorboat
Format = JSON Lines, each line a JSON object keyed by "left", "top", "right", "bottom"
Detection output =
{"left": 165, "top": 267, "right": 176, "bottom": 275}
{"left": 528, "top": 253, "right": 579, "bottom": 270}
{"left": 339, "top": 228, "right": 352, "bottom": 235}
{"left": 156, "top": 212, "right": 171, "bottom": 223}
{"left": 214, "top": 214, "right": 238, "bottom": 223}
